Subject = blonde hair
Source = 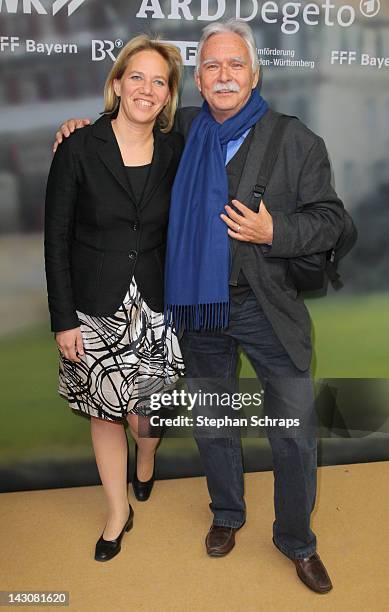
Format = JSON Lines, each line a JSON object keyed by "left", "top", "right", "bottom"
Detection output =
{"left": 104, "top": 35, "right": 183, "bottom": 133}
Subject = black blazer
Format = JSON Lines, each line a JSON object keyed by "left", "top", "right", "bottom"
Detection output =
{"left": 44, "top": 114, "right": 184, "bottom": 332}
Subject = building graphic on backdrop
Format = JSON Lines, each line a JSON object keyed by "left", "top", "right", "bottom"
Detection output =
{"left": 0, "top": 0, "right": 87, "bottom": 16}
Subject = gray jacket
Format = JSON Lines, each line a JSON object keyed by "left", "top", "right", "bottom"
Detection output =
{"left": 174, "top": 107, "right": 345, "bottom": 371}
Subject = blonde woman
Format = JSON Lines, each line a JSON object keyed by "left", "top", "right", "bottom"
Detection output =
{"left": 44, "top": 36, "right": 184, "bottom": 561}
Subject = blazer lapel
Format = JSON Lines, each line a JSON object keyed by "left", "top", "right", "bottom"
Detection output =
{"left": 92, "top": 115, "right": 137, "bottom": 204}
{"left": 138, "top": 129, "right": 173, "bottom": 211}
{"left": 98, "top": 141, "right": 137, "bottom": 202}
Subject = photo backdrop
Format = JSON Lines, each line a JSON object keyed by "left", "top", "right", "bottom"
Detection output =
{"left": 1, "top": 0, "right": 388, "bottom": 492}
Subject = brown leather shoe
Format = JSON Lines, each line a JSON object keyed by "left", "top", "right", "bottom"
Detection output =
{"left": 205, "top": 525, "right": 239, "bottom": 557}
{"left": 294, "top": 553, "right": 333, "bottom": 593}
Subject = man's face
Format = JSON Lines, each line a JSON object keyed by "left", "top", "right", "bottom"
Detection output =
{"left": 195, "top": 32, "right": 259, "bottom": 123}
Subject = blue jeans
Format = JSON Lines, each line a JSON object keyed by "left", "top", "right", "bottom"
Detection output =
{"left": 180, "top": 291, "right": 317, "bottom": 560}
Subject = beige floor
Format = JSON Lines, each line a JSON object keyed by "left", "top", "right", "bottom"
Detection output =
{"left": 1, "top": 461, "right": 389, "bottom": 612}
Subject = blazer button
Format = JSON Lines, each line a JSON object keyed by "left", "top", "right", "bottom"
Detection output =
{"left": 129, "top": 250, "right": 137, "bottom": 260}
{"left": 132, "top": 222, "right": 139, "bottom": 231}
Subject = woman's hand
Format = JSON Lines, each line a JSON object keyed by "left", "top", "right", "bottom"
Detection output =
{"left": 55, "top": 327, "right": 84, "bottom": 363}
{"left": 53, "top": 118, "right": 91, "bottom": 153}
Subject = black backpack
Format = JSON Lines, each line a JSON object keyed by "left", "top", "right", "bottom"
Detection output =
{"left": 246, "top": 114, "right": 357, "bottom": 293}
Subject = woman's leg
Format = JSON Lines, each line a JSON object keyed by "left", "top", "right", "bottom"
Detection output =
{"left": 90, "top": 416, "right": 130, "bottom": 540}
{"left": 126, "top": 413, "right": 160, "bottom": 481}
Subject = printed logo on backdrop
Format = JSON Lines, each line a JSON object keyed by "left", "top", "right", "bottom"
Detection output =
{"left": 91, "top": 38, "right": 198, "bottom": 66}
{"left": 0, "top": 0, "right": 86, "bottom": 16}
{"left": 92, "top": 39, "right": 124, "bottom": 63}
{"left": 0, "top": 0, "right": 382, "bottom": 24}
{"left": 0, "top": 36, "right": 78, "bottom": 54}
{"left": 359, "top": 0, "right": 380, "bottom": 18}
{"left": 135, "top": 0, "right": 382, "bottom": 34}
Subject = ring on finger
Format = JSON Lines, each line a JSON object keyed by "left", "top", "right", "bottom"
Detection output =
{"left": 236, "top": 224, "right": 241, "bottom": 233}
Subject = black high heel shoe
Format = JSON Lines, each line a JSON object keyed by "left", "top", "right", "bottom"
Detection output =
{"left": 94, "top": 504, "right": 134, "bottom": 562}
{"left": 132, "top": 444, "right": 155, "bottom": 502}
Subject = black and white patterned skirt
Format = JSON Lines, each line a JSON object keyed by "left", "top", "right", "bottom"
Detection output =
{"left": 58, "top": 278, "right": 185, "bottom": 421}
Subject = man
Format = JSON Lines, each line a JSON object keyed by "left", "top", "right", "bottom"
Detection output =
{"left": 54, "top": 20, "right": 344, "bottom": 593}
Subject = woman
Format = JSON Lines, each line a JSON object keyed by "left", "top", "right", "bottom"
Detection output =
{"left": 44, "top": 35, "right": 185, "bottom": 562}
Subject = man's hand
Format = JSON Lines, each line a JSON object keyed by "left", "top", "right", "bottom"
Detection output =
{"left": 56, "top": 327, "right": 84, "bottom": 363}
{"left": 220, "top": 199, "right": 273, "bottom": 244}
{"left": 53, "top": 118, "right": 91, "bottom": 153}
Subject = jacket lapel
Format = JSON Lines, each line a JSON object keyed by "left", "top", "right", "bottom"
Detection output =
{"left": 92, "top": 114, "right": 138, "bottom": 205}
{"left": 98, "top": 140, "right": 136, "bottom": 202}
{"left": 138, "top": 129, "right": 173, "bottom": 211}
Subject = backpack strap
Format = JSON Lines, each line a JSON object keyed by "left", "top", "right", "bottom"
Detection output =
{"left": 325, "top": 250, "right": 343, "bottom": 290}
{"left": 229, "top": 114, "right": 294, "bottom": 286}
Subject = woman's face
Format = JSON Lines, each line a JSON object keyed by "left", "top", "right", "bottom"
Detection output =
{"left": 113, "top": 49, "right": 171, "bottom": 127}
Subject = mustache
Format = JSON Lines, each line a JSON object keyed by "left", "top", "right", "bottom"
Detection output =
{"left": 212, "top": 81, "right": 241, "bottom": 93}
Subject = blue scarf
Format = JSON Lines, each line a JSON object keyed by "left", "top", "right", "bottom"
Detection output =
{"left": 164, "top": 88, "right": 269, "bottom": 331}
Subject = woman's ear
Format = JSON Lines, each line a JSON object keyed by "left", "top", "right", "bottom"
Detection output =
{"left": 113, "top": 78, "right": 121, "bottom": 98}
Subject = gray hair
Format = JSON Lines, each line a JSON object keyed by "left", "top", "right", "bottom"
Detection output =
{"left": 195, "top": 19, "right": 259, "bottom": 75}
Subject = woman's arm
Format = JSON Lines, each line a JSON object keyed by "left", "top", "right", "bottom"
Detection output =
{"left": 44, "top": 137, "right": 83, "bottom": 361}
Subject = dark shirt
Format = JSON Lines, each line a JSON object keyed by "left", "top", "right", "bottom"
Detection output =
{"left": 124, "top": 163, "right": 151, "bottom": 205}
{"left": 226, "top": 129, "right": 254, "bottom": 305}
